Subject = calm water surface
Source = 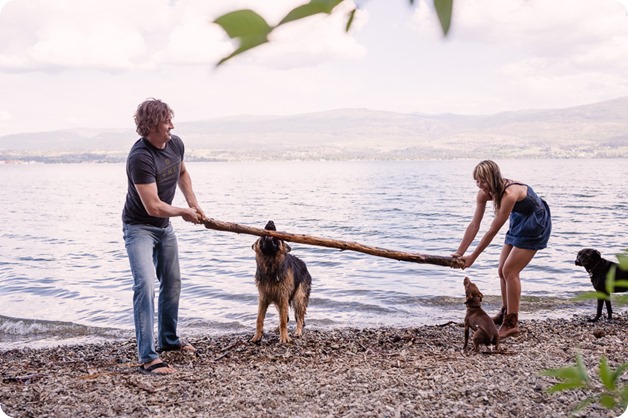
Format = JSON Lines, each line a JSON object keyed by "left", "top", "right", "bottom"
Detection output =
{"left": 0, "top": 159, "right": 626, "bottom": 349}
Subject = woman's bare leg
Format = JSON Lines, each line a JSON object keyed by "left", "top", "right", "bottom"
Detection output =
{"left": 497, "top": 245, "right": 513, "bottom": 310}
{"left": 502, "top": 247, "right": 537, "bottom": 314}
{"left": 499, "top": 246, "right": 537, "bottom": 338}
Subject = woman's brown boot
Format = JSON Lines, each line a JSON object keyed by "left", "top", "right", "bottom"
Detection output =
{"left": 498, "top": 313, "right": 520, "bottom": 339}
{"left": 492, "top": 306, "right": 507, "bottom": 325}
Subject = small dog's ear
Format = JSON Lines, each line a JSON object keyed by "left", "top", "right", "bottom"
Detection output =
{"left": 285, "top": 243, "right": 292, "bottom": 253}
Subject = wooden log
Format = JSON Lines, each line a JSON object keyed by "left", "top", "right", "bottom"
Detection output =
{"left": 201, "top": 218, "right": 465, "bottom": 269}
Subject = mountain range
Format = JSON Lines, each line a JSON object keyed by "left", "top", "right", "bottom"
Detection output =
{"left": 1, "top": 96, "right": 627, "bottom": 162}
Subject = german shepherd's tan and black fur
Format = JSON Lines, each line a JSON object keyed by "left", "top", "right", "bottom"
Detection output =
{"left": 251, "top": 220, "right": 312, "bottom": 343}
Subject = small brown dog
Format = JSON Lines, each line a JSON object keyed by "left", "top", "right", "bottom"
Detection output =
{"left": 251, "top": 220, "right": 312, "bottom": 343}
{"left": 463, "top": 277, "right": 500, "bottom": 352}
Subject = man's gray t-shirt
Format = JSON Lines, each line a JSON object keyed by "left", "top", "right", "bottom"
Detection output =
{"left": 122, "top": 135, "right": 185, "bottom": 228}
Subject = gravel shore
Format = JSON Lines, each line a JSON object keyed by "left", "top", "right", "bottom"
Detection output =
{"left": 1, "top": 313, "right": 627, "bottom": 418}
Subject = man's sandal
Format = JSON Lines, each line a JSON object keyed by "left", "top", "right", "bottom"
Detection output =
{"left": 138, "top": 361, "right": 174, "bottom": 376}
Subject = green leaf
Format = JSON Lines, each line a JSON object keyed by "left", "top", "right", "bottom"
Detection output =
{"left": 278, "top": 0, "right": 344, "bottom": 26}
{"left": 541, "top": 353, "right": 590, "bottom": 392}
{"left": 612, "top": 362, "right": 628, "bottom": 383}
{"left": 616, "top": 253, "right": 628, "bottom": 270}
{"left": 541, "top": 366, "right": 580, "bottom": 380}
{"left": 546, "top": 381, "right": 588, "bottom": 393}
{"left": 434, "top": 0, "right": 453, "bottom": 36}
{"left": 606, "top": 266, "right": 617, "bottom": 294}
{"left": 599, "top": 356, "right": 615, "bottom": 390}
{"left": 575, "top": 353, "right": 590, "bottom": 383}
{"left": 573, "top": 291, "right": 610, "bottom": 301}
{"left": 345, "top": 8, "right": 356, "bottom": 32}
{"left": 599, "top": 394, "right": 617, "bottom": 409}
{"left": 214, "top": 10, "right": 272, "bottom": 40}
{"left": 213, "top": 10, "right": 272, "bottom": 66}
{"left": 614, "top": 280, "right": 628, "bottom": 289}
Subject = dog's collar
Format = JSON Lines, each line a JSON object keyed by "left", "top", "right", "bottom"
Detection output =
{"left": 586, "top": 259, "right": 603, "bottom": 276}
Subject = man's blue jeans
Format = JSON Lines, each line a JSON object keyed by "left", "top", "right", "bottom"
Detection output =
{"left": 123, "top": 223, "right": 182, "bottom": 363}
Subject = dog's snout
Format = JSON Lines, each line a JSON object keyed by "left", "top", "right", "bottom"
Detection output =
{"left": 259, "top": 236, "right": 279, "bottom": 255}
{"left": 575, "top": 250, "right": 590, "bottom": 266}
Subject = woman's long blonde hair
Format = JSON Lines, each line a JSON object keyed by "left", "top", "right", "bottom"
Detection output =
{"left": 473, "top": 160, "right": 506, "bottom": 213}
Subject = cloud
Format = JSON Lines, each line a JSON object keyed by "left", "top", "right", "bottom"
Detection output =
{"left": 0, "top": 0, "right": 156, "bottom": 71}
{"left": 0, "top": 0, "right": 366, "bottom": 72}
{"left": 413, "top": 0, "right": 628, "bottom": 52}
{"left": 0, "top": 0, "right": 12, "bottom": 12}
{"left": 409, "top": 0, "right": 628, "bottom": 109}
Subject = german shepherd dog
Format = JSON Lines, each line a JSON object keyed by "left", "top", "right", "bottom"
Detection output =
{"left": 575, "top": 248, "right": 628, "bottom": 322}
{"left": 463, "top": 277, "right": 500, "bottom": 352}
{"left": 251, "top": 220, "right": 312, "bottom": 343}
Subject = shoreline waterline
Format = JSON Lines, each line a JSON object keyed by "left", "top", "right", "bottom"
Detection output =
{"left": 1, "top": 293, "right": 621, "bottom": 352}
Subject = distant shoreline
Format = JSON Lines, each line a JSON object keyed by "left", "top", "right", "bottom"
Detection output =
{"left": 2, "top": 99, "right": 628, "bottom": 164}
{"left": 1, "top": 154, "right": 627, "bottom": 165}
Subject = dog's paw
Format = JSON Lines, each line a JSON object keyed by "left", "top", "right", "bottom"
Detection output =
{"left": 251, "top": 333, "right": 263, "bottom": 343}
{"left": 279, "top": 334, "right": 292, "bottom": 344}
{"left": 587, "top": 317, "right": 601, "bottom": 323}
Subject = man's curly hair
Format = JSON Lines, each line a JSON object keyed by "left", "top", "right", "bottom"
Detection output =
{"left": 134, "top": 98, "right": 174, "bottom": 137}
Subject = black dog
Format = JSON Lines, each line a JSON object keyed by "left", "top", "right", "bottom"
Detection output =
{"left": 251, "top": 220, "right": 312, "bottom": 343}
{"left": 575, "top": 248, "right": 628, "bottom": 321}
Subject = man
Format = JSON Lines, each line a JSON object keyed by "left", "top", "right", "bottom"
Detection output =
{"left": 122, "top": 98, "right": 205, "bottom": 375}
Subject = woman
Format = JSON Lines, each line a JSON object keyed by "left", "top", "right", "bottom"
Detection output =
{"left": 452, "top": 160, "right": 551, "bottom": 338}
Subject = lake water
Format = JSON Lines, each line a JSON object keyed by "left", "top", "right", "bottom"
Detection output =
{"left": 1, "top": 159, "right": 627, "bottom": 350}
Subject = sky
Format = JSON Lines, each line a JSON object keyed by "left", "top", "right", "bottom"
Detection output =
{"left": 0, "top": 0, "right": 628, "bottom": 136}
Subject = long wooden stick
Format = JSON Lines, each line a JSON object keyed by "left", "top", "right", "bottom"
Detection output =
{"left": 201, "top": 218, "right": 464, "bottom": 269}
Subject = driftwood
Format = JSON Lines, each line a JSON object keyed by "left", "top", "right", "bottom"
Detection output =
{"left": 201, "top": 218, "right": 464, "bottom": 269}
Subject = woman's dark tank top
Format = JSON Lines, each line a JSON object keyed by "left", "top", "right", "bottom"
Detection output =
{"left": 504, "top": 181, "right": 538, "bottom": 215}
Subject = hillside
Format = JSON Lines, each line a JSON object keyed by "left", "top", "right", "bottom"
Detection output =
{"left": 1, "top": 97, "right": 627, "bottom": 162}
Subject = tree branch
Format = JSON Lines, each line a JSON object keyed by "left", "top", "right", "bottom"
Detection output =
{"left": 201, "top": 218, "right": 464, "bottom": 269}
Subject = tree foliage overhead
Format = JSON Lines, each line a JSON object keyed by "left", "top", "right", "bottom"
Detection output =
{"left": 213, "top": 0, "right": 454, "bottom": 66}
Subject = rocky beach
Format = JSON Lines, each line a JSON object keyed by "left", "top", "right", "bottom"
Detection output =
{"left": 1, "top": 312, "right": 627, "bottom": 418}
